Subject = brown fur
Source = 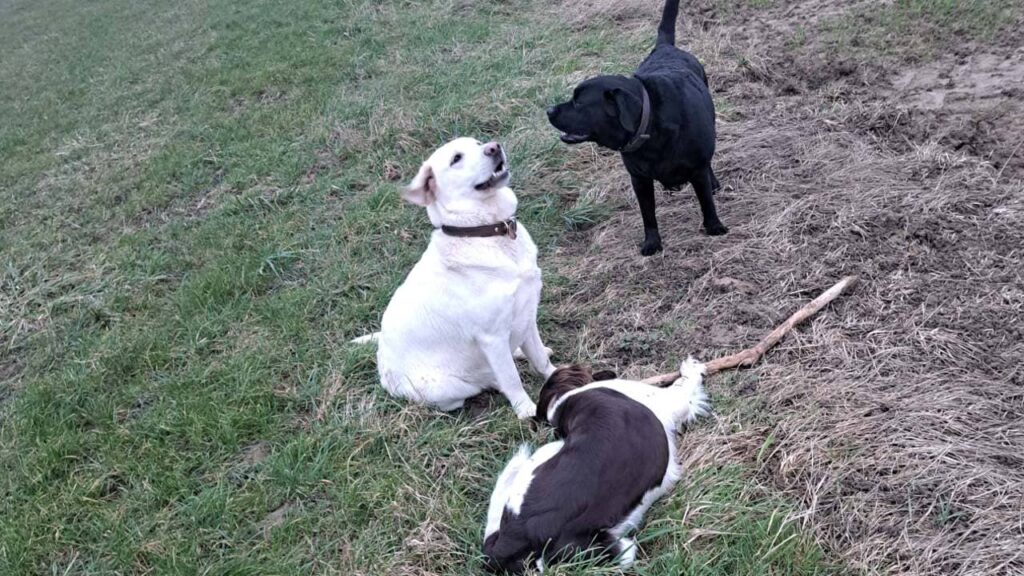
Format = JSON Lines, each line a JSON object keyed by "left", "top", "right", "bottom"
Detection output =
{"left": 536, "top": 365, "right": 594, "bottom": 423}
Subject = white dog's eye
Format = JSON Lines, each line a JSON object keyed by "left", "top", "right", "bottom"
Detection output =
{"left": 450, "top": 153, "right": 463, "bottom": 166}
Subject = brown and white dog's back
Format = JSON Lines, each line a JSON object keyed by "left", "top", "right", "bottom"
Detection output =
{"left": 482, "top": 360, "right": 708, "bottom": 573}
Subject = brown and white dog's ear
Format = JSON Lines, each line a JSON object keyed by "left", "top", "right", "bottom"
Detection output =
{"left": 402, "top": 163, "right": 437, "bottom": 206}
{"left": 536, "top": 365, "right": 594, "bottom": 424}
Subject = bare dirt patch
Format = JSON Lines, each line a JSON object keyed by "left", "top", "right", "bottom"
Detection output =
{"left": 239, "top": 441, "right": 271, "bottom": 466}
{"left": 548, "top": 1, "right": 1024, "bottom": 574}
{"left": 558, "top": 0, "right": 659, "bottom": 29}
{"left": 259, "top": 500, "right": 296, "bottom": 535}
{"left": 876, "top": 50, "right": 1024, "bottom": 179}
{"left": 229, "top": 87, "right": 291, "bottom": 116}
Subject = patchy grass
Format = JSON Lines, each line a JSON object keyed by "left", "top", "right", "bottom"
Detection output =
{"left": 0, "top": 0, "right": 835, "bottom": 574}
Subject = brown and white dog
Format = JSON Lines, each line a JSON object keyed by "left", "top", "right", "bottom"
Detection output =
{"left": 482, "top": 359, "right": 708, "bottom": 573}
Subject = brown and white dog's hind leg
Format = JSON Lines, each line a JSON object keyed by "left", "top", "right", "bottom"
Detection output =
{"left": 616, "top": 537, "right": 637, "bottom": 568}
{"left": 485, "top": 444, "right": 532, "bottom": 541}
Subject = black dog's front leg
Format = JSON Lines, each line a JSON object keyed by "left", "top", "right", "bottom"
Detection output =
{"left": 692, "top": 168, "right": 728, "bottom": 236}
{"left": 630, "top": 174, "right": 662, "bottom": 256}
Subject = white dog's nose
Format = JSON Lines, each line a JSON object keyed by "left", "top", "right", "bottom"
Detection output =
{"left": 483, "top": 141, "right": 502, "bottom": 157}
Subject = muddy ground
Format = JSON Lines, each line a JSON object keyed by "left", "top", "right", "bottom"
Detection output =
{"left": 549, "top": 1, "right": 1024, "bottom": 574}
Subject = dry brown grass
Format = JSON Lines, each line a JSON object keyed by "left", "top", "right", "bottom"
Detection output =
{"left": 555, "top": 0, "right": 660, "bottom": 30}
{"left": 546, "top": 1, "right": 1024, "bottom": 573}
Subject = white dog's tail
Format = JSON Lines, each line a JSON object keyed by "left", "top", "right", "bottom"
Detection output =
{"left": 667, "top": 357, "right": 709, "bottom": 425}
{"left": 350, "top": 332, "right": 380, "bottom": 345}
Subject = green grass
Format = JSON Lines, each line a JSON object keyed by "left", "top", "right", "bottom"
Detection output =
{"left": 1, "top": 0, "right": 835, "bottom": 573}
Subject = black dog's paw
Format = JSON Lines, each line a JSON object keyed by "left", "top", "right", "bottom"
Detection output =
{"left": 639, "top": 238, "right": 663, "bottom": 256}
{"left": 704, "top": 222, "right": 729, "bottom": 236}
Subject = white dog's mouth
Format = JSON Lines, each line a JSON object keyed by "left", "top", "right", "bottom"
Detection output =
{"left": 474, "top": 158, "right": 510, "bottom": 191}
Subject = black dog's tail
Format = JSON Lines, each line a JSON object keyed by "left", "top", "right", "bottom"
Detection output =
{"left": 656, "top": 0, "right": 680, "bottom": 46}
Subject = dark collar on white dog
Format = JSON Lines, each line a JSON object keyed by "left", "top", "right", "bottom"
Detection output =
{"left": 620, "top": 78, "right": 652, "bottom": 154}
{"left": 439, "top": 217, "right": 517, "bottom": 240}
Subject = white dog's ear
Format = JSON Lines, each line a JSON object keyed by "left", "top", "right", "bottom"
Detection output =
{"left": 402, "top": 163, "right": 437, "bottom": 206}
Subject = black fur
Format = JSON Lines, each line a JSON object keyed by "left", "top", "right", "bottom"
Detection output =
{"left": 547, "top": 0, "right": 727, "bottom": 256}
{"left": 484, "top": 377, "right": 669, "bottom": 573}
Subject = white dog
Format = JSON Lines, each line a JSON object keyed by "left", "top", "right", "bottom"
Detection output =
{"left": 353, "top": 138, "right": 554, "bottom": 419}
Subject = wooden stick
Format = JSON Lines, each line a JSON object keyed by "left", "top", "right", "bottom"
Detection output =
{"left": 642, "top": 275, "right": 859, "bottom": 386}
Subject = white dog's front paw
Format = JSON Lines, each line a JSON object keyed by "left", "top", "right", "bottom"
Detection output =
{"left": 513, "top": 399, "right": 537, "bottom": 420}
{"left": 679, "top": 356, "right": 706, "bottom": 380}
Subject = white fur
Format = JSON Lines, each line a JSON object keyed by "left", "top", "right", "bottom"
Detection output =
{"left": 617, "top": 537, "right": 637, "bottom": 567}
{"left": 365, "top": 138, "right": 555, "bottom": 419}
{"left": 506, "top": 441, "right": 564, "bottom": 515}
{"left": 513, "top": 345, "right": 552, "bottom": 360}
{"left": 485, "top": 444, "right": 533, "bottom": 539}
{"left": 357, "top": 332, "right": 544, "bottom": 363}
{"left": 349, "top": 332, "right": 379, "bottom": 345}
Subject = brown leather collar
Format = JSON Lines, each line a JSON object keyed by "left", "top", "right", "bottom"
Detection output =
{"left": 439, "top": 217, "right": 517, "bottom": 240}
{"left": 620, "top": 77, "right": 652, "bottom": 153}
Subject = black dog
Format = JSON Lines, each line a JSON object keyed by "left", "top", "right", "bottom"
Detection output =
{"left": 547, "top": 0, "right": 726, "bottom": 256}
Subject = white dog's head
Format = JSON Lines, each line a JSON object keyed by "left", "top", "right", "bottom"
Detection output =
{"left": 403, "top": 137, "right": 515, "bottom": 226}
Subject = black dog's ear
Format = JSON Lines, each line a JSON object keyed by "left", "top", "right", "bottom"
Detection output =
{"left": 603, "top": 88, "right": 641, "bottom": 133}
{"left": 602, "top": 89, "right": 618, "bottom": 118}
{"left": 592, "top": 370, "right": 617, "bottom": 381}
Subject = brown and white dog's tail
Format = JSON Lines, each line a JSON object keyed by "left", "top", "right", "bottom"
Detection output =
{"left": 666, "top": 357, "right": 709, "bottom": 425}
{"left": 350, "top": 332, "right": 379, "bottom": 345}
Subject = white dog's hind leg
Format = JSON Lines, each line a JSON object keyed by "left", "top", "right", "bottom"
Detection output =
{"left": 480, "top": 336, "right": 536, "bottom": 419}
{"left": 349, "top": 332, "right": 380, "bottom": 345}
{"left": 513, "top": 345, "right": 552, "bottom": 363}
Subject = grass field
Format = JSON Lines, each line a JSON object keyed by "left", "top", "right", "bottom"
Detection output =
{"left": 0, "top": 0, "right": 834, "bottom": 574}
{"left": 3, "top": 0, "right": 1023, "bottom": 574}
